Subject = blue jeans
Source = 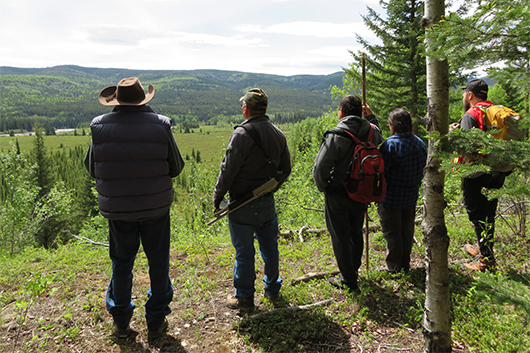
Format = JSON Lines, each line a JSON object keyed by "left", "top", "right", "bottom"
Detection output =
{"left": 325, "top": 190, "right": 367, "bottom": 288}
{"left": 106, "top": 212, "right": 173, "bottom": 331}
{"left": 228, "top": 194, "right": 282, "bottom": 299}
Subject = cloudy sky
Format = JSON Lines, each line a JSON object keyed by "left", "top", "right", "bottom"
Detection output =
{"left": 0, "top": 0, "right": 385, "bottom": 76}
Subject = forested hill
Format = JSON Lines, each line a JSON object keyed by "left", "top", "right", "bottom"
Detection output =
{"left": 0, "top": 65, "right": 344, "bottom": 132}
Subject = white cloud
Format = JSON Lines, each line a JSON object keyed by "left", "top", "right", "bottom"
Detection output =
{"left": 235, "top": 21, "right": 365, "bottom": 38}
{"left": 0, "top": 0, "right": 384, "bottom": 75}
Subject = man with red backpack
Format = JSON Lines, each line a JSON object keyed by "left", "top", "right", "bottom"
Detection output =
{"left": 313, "top": 95, "right": 383, "bottom": 293}
{"left": 450, "top": 79, "right": 510, "bottom": 271}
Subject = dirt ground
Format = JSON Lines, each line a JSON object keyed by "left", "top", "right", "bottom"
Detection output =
{"left": 0, "top": 248, "right": 472, "bottom": 353}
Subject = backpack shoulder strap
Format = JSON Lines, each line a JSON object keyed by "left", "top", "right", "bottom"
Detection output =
{"left": 239, "top": 123, "right": 261, "bottom": 146}
{"left": 238, "top": 123, "right": 279, "bottom": 178}
{"left": 324, "top": 127, "right": 362, "bottom": 145}
{"left": 238, "top": 123, "right": 269, "bottom": 157}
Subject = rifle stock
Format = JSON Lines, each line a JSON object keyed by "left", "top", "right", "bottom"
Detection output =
{"left": 208, "top": 178, "right": 279, "bottom": 226}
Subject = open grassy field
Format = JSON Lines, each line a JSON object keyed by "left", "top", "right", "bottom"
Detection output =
{"left": 0, "top": 126, "right": 233, "bottom": 168}
{"left": 0, "top": 124, "right": 289, "bottom": 168}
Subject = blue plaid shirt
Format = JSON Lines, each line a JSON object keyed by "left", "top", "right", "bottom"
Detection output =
{"left": 379, "top": 133, "right": 427, "bottom": 209}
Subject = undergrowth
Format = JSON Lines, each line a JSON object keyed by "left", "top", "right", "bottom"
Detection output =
{"left": 1, "top": 206, "right": 529, "bottom": 352}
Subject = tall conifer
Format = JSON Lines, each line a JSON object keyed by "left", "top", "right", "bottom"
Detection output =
{"left": 31, "top": 124, "right": 54, "bottom": 199}
{"left": 337, "top": 0, "right": 426, "bottom": 128}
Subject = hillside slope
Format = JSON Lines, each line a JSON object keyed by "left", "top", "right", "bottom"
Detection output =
{"left": 0, "top": 65, "right": 344, "bottom": 130}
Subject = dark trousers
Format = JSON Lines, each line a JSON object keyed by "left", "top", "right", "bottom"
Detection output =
{"left": 106, "top": 212, "right": 173, "bottom": 331}
{"left": 377, "top": 204, "right": 416, "bottom": 272}
{"left": 325, "top": 191, "right": 367, "bottom": 287}
{"left": 462, "top": 172, "right": 507, "bottom": 259}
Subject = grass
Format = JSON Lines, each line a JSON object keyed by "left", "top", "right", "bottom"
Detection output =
{"left": 0, "top": 127, "right": 232, "bottom": 168}
{"left": 1, "top": 205, "right": 529, "bottom": 352}
{"left": 1, "top": 130, "right": 529, "bottom": 352}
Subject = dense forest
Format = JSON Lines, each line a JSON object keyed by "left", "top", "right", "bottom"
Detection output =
{"left": 0, "top": 65, "right": 344, "bottom": 133}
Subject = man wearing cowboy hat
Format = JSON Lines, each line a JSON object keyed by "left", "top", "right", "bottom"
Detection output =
{"left": 85, "top": 77, "right": 184, "bottom": 340}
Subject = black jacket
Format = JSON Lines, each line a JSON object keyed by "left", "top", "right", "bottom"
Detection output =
{"left": 85, "top": 105, "right": 183, "bottom": 220}
{"left": 313, "top": 114, "right": 383, "bottom": 192}
{"left": 213, "top": 115, "right": 291, "bottom": 208}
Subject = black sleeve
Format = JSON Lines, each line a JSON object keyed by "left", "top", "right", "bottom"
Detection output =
{"left": 461, "top": 113, "right": 479, "bottom": 130}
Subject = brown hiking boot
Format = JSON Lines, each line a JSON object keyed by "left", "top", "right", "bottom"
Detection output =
{"left": 463, "top": 256, "right": 495, "bottom": 272}
{"left": 264, "top": 292, "right": 280, "bottom": 303}
{"left": 463, "top": 243, "right": 480, "bottom": 257}
{"left": 226, "top": 294, "right": 254, "bottom": 312}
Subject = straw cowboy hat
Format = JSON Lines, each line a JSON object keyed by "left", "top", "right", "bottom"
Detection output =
{"left": 98, "top": 77, "right": 155, "bottom": 106}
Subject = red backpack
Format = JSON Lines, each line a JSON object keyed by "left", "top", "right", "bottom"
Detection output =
{"left": 327, "top": 125, "right": 386, "bottom": 203}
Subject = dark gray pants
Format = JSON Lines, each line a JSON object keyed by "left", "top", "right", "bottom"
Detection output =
{"left": 462, "top": 172, "right": 507, "bottom": 259}
{"left": 377, "top": 204, "right": 416, "bottom": 272}
{"left": 325, "top": 191, "right": 367, "bottom": 287}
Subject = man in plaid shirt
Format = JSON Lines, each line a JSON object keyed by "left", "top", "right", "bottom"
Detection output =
{"left": 377, "top": 108, "right": 427, "bottom": 273}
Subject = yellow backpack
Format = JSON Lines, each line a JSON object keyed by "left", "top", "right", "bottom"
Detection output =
{"left": 482, "top": 105, "right": 525, "bottom": 141}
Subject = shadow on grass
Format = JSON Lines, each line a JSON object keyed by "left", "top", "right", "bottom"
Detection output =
{"left": 358, "top": 274, "right": 423, "bottom": 328}
{"left": 358, "top": 267, "right": 476, "bottom": 329}
{"left": 474, "top": 271, "right": 530, "bottom": 317}
{"left": 111, "top": 333, "right": 188, "bottom": 352}
{"left": 238, "top": 308, "right": 350, "bottom": 352}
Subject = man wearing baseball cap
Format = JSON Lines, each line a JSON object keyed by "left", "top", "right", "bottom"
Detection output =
{"left": 85, "top": 77, "right": 185, "bottom": 340}
{"left": 450, "top": 78, "right": 508, "bottom": 271}
{"left": 213, "top": 88, "right": 291, "bottom": 312}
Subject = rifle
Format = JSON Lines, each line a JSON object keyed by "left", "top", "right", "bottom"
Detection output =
{"left": 207, "top": 178, "right": 279, "bottom": 226}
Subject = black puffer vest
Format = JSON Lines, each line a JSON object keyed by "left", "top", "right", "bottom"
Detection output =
{"left": 90, "top": 105, "right": 174, "bottom": 220}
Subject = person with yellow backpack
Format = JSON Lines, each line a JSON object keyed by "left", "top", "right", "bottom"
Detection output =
{"left": 449, "top": 79, "right": 523, "bottom": 271}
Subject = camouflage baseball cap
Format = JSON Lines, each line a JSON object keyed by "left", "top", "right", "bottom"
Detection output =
{"left": 239, "top": 88, "right": 268, "bottom": 109}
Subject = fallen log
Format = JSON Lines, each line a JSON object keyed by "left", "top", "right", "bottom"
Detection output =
{"left": 291, "top": 270, "right": 340, "bottom": 285}
{"left": 247, "top": 299, "right": 333, "bottom": 320}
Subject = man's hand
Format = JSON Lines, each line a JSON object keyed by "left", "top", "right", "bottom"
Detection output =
{"left": 362, "top": 104, "right": 373, "bottom": 118}
{"left": 449, "top": 122, "right": 460, "bottom": 133}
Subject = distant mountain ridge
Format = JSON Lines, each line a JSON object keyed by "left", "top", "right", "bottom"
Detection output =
{"left": 0, "top": 65, "right": 344, "bottom": 131}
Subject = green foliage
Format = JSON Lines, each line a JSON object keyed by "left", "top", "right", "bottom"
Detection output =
{"left": 452, "top": 272, "right": 530, "bottom": 352}
{"left": 426, "top": 0, "right": 530, "bottom": 116}
{"left": 0, "top": 143, "right": 40, "bottom": 254}
{"left": 0, "top": 139, "right": 75, "bottom": 254}
{"left": 437, "top": 128, "right": 530, "bottom": 180}
{"left": 31, "top": 125, "right": 54, "bottom": 199}
{"left": 333, "top": 0, "right": 428, "bottom": 128}
{"left": 426, "top": 0, "right": 529, "bottom": 72}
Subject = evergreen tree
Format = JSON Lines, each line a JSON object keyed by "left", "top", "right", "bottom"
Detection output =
{"left": 426, "top": 0, "right": 530, "bottom": 115}
{"left": 30, "top": 124, "right": 72, "bottom": 248}
{"left": 500, "top": 81, "right": 526, "bottom": 114}
{"left": 31, "top": 124, "right": 54, "bottom": 199}
{"left": 335, "top": 0, "right": 427, "bottom": 128}
{"left": 73, "top": 168, "right": 99, "bottom": 224}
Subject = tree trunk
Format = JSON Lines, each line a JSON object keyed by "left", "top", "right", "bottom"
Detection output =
{"left": 422, "top": 0, "right": 452, "bottom": 352}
